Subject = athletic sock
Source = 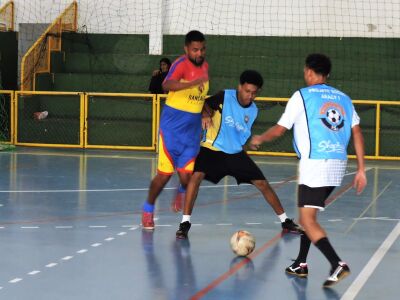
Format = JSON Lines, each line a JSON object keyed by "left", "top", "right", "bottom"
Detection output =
{"left": 178, "top": 184, "right": 186, "bottom": 194}
{"left": 314, "top": 237, "right": 341, "bottom": 268}
{"left": 294, "top": 233, "right": 311, "bottom": 265}
{"left": 278, "top": 212, "right": 288, "bottom": 223}
{"left": 142, "top": 202, "right": 155, "bottom": 213}
{"left": 181, "top": 215, "right": 191, "bottom": 223}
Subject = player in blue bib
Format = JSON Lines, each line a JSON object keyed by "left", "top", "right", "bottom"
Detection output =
{"left": 175, "top": 70, "right": 302, "bottom": 239}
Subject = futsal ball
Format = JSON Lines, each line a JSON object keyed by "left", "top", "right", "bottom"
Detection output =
{"left": 230, "top": 230, "right": 256, "bottom": 256}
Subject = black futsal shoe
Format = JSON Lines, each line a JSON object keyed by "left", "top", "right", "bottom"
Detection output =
{"left": 282, "top": 218, "right": 304, "bottom": 234}
{"left": 323, "top": 262, "right": 350, "bottom": 288}
{"left": 176, "top": 221, "right": 191, "bottom": 239}
{"left": 285, "top": 262, "right": 309, "bottom": 278}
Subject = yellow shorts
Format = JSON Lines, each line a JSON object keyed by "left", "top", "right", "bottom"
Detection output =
{"left": 157, "top": 132, "right": 196, "bottom": 175}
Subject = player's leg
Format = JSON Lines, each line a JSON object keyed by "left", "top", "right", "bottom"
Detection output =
{"left": 299, "top": 206, "right": 350, "bottom": 287}
{"left": 176, "top": 171, "right": 205, "bottom": 239}
{"left": 286, "top": 185, "right": 349, "bottom": 286}
{"left": 176, "top": 147, "right": 224, "bottom": 239}
{"left": 171, "top": 171, "right": 192, "bottom": 213}
{"left": 229, "top": 151, "right": 301, "bottom": 233}
{"left": 142, "top": 132, "right": 175, "bottom": 230}
{"left": 171, "top": 147, "right": 196, "bottom": 212}
{"left": 251, "top": 179, "right": 301, "bottom": 233}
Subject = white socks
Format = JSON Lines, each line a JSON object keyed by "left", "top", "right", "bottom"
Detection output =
{"left": 278, "top": 213, "right": 288, "bottom": 223}
{"left": 181, "top": 215, "right": 191, "bottom": 223}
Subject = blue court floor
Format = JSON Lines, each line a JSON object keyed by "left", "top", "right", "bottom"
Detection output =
{"left": 0, "top": 147, "right": 399, "bottom": 300}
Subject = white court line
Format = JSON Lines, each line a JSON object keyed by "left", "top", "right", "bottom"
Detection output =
{"left": 89, "top": 225, "right": 107, "bottom": 228}
{"left": 0, "top": 180, "right": 285, "bottom": 193}
{"left": 9, "top": 278, "right": 22, "bottom": 283}
{"left": 61, "top": 256, "right": 73, "bottom": 261}
{"left": 27, "top": 270, "right": 40, "bottom": 275}
{"left": 246, "top": 222, "right": 262, "bottom": 225}
{"left": 341, "top": 222, "right": 400, "bottom": 300}
{"left": 76, "top": 249, "right": 88, "bottom": 254}
{"left": 117, "top": 232, "right": 127, "bottom": 236}
{"left": 216, "top": 223, "right": 233, "bottom": 226}
{"left": 104, "top": 237, "right": 114, "bottom": 241}
{"left": 91, "top": 243, "right": 102, "bottom": 247}
{"left": 20, "top": 226, "right": 39, "bottom": 229}
{"left": 45, "top": 263, "right": 57, "bottom": 268}
{"left": 55, "top": 226, "right": 73, "bottom": 229}
{"left": 0, "top": 167, "right": 370, "bottom": 194}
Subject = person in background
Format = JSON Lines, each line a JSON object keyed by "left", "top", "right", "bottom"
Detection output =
{"left": 148, "top": 57, "right": 172, "bottom": 94}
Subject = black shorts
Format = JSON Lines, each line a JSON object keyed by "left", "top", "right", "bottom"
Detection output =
{"left": 298, "top": 184, "right": 335, "bottom": 211}
{"left": 194, "top": 147, "right": 266, "bottom": 184}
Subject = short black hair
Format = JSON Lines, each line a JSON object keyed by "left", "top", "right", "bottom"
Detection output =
{"left": 305, "top": 53, "right": 331, "bottom": 76}
{"left": 185, "top": 30, "right": 205, "bottom": 45}
{"left": 159, "top": 57, "right": 171, "bottom": 67}
{"left": 239, "top": 70, "right": 263, "bottom": 88}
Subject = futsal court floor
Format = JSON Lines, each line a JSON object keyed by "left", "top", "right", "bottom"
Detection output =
{"left": 0, "top": 147, "right": 398, "bottom": 300}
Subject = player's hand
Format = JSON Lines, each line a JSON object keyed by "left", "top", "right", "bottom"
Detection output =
{"left": 152, "top": 69, "right": 161, "bottom": 76}
{"left": 249, "top": 135, "right": 263, "bottom": 150}
{"left": 353, "top": 170, "right": 367, "bottom": 195}
{"left": 202, "top": 116, "right": 212, "bottom": 130}
{"left": 194, "top": 77, "right": 207, "bottom": 92}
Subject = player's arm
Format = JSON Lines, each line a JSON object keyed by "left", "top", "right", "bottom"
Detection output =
{"left": 162, "top": 60, "right": 207, "bottom": 92}
{"left": 249, "top": 125, "right": 287, "bottom": 150}
{"left": 201, "top": 91, "right": 224, "bottom": 129}
{"left": 352, "top": 124, "right": 367, "bottom": 194}
{"left": 163, "top": 77, "right": 207, "bottom": 92}
{"left": 249, "top": 91, "right": 301, "bottom": 150}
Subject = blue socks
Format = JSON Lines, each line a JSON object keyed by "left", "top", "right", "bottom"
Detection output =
{"left": 143, "top": 202, "right": 155, "bottom": 213}
{"left": 178, "top": 184, "right": 186, "bottom": 194}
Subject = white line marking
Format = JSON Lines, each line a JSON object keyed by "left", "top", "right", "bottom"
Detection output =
{"left": 246, "top": 222, "right": 262, "bottom": 225}
{"left": 345, "top": 181, "right": 392, "bottom": 234}
{"left": 91, "top": 243, "right": 102, "bottom": 247}
{"left": 328, "top": 219, "right": 343, "bottom": 222}
{"left": 117, "top": 232, "right": 127, "bottom": 236}
{"left": 104, "top": 237, "right": 114, "bottom": 241}
{"left": 121, "top": 225, "right": 136, "bottom": 228}
{"left": 341, "top": 222, "right": 400, "bottom": 300}
{"left": 27, "top": 270, "right": 40, "bottom": 275}
{"left": 55, "top": 226, "right": 73, "bottom": 229}
{"left": 61, "top": 256, "right": 73, "bottom": 261}
{"left": 9, "top": 278, "right": 22, "bottom": 283}
{"left": 216, "top": 223, "right": 233, "bottom": 226}
{"left": 0, "top": 179, "right": 294, "bottom": 194}
{"left": 0, "top": 227, "right": 4, "bottom": 229}
{"left": 0, "top": 204, "right": 3, "bottom": 206}
{"left": 0, "top": 286, "right": 2, "bottom": 290}
{"left": 76, "top": 249, "right": 88, "bottom": 254}
{"left": 45, "top": 263, "right": 57, "bottom": 268}
{"left": 21, "top": 226, "right": 39, "bottom": 229}
{"left": 154, "top": 224, "right": 171, "bottom": 227}
{"left": 129, "top": 226, "right": 139, "bottom": 231}
{"left": 89, "top": 225, "right": 107, "bottom": 228}
{"left": 354, "top": 217, "right": 400, "bottom": 221}
{"left": 0, "top": 168, "right": 374, "bottom": 195}
{"left": 191, "top": 224, "right": 203, "bottom": 226}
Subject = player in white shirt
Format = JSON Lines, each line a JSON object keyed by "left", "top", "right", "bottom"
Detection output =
{"left": 250, "top": 53, "right": 367, "bottom": 288}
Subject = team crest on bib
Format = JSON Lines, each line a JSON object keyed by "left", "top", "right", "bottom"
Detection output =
{"left": 320, "top": 102, "right": 345, "bottom": 131}
{"left": 244, "top": 115, "right": 249, "bottom": 123}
